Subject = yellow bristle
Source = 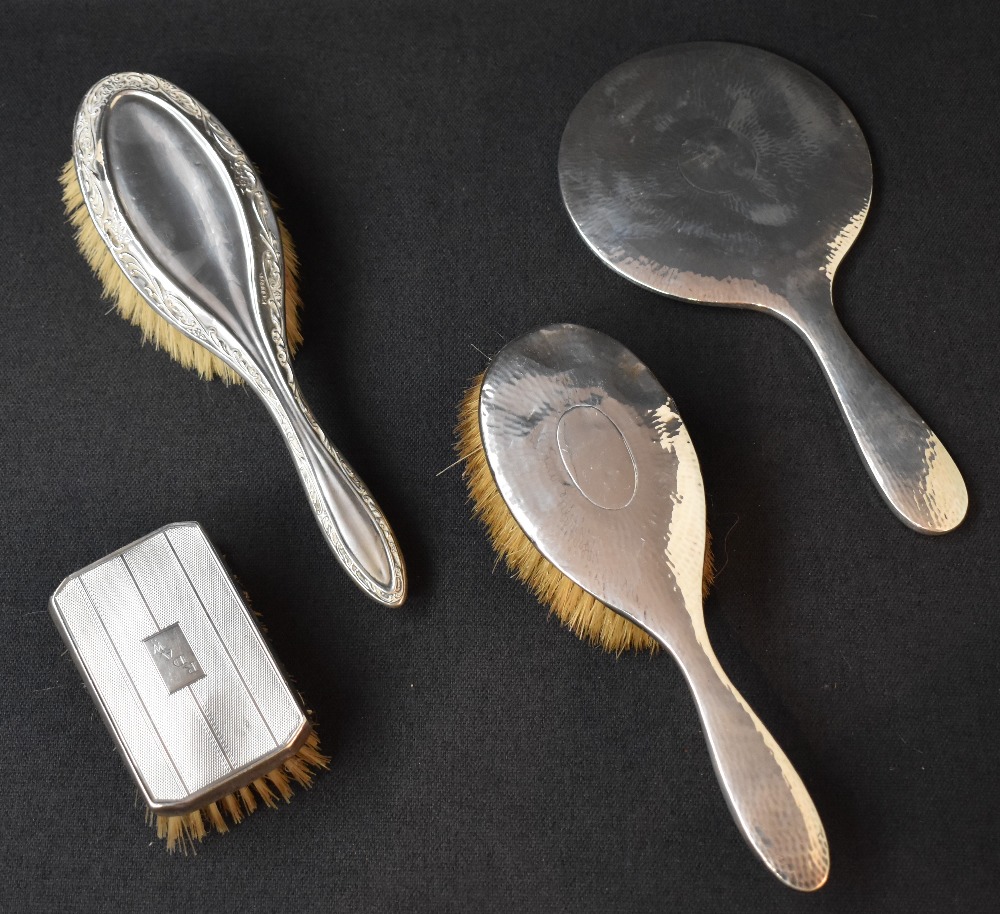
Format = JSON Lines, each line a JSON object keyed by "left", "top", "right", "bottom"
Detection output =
{"left": 253, "top": 778, "right": 279, "bottom": 809}
{"left": 165, "top": 816, "right": 182, "bottom": 848}
{"left": 239, "top": 785, "right": 258, "bottom": 815}
{"left": 296, "top": 729, "right": 330, "bottom": 769}
{"left": 156, "top": 813, "right": 196, "bottom": 854}
{"left": 186, "top": 810, "right": 207, "bottom": 842}
{"left": 223, "top": 793, "right": 244, "bottom": 824}
{"left": 285, "top": 729, "right": 329, "bottom": 787}
{"left": 206, "top": 802, "right": 228, "bottom": 835}
{"left": 59, "top": 158, "right": 303, "bottom": 383}
{"left": 456, "top": 374, "right": 715, "bottom": 655}
{"left": 266, "top": 766, "right": 294, "bottom": 802}
{"left": 283, "top": 755, "right": 313, "bottom": 787}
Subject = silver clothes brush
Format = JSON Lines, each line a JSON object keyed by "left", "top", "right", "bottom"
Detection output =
{"left": 559, "top": 42, "right": 967, "bottom": 534}
{"left": 460, "top": 324, "right": 829, "bottom": 891}
{"left": 49, "top": 522, "right": 328, "bottom": 851}
{"left": 65, "top": 73, "right": 405, "bottom": 604}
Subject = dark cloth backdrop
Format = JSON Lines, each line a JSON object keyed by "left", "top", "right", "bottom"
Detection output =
{"left": 2, "top": 1, "right": 997, "bottom": 911}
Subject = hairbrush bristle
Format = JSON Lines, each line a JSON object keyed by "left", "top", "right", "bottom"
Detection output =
{"left": 153, "top": 728, "right": 329, "bottom": 854}
{"left": 60, "top": 159, "right": 303, "bottom": 383}
{"left": 456, "top": 373, "right": 714, "bottom": 655}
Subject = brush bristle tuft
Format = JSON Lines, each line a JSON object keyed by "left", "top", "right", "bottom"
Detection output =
{"left": 456, "top": 373, "right": 714, "bottom": 655}
{"left": 155, "top": 728, "right": 329, "bottom": 853}
{"left": 60, "top": 159, "right": 303, "bottom": 383}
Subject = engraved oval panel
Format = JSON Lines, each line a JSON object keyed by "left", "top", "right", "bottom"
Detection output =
{"left": 103, "top": 92, "right": 253, "bottom": 321}
{"left": 556, "top": 405, "right": 637, "bottom": 510}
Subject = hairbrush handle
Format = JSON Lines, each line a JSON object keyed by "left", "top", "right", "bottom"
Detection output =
{"left": 263, "top": 371, "right": 407, "bottom": 606}
{"left": 795, "top": 298, "right": 967, "bottom": 534}
{"left": 671, "top": 631, "right": 829, "bottom": 891}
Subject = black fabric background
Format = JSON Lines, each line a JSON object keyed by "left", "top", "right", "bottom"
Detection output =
{"left": 2, "top": 1, "right": 998, "bottom": 911}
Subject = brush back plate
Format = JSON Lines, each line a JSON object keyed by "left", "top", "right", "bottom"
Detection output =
{"left": 104, "top": 92, "right": 256, "bottom": 340}
{"left": 49, "top": 522, "right": 309, "bottom": 814}
{"left": 72, "top": 73, "right": 290, "bottom": 381}
{"left": 479, "top": 324, "right": 707, "bottom": 644}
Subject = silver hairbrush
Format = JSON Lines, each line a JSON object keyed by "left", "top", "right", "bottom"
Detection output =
{"left": 462, "top": 324, "right": 829, "bottom": 890}
{"left": 66, "top": 74, "right": 406, "bottom": 604}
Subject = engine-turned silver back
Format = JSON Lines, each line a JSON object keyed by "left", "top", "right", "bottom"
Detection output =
{"left": 49, "top": 522, "right": 310, "bottom": 814}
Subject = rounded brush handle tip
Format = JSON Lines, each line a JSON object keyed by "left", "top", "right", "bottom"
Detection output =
{"left": 676, "top": 637, "right": 829, "bottom": 891}
{"left": 277, "top": 386, "right": 407, "bottom": 606}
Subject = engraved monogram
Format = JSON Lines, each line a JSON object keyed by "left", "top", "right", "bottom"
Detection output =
{"left": 143, "top": 622, "right": 206, "bottom": 694}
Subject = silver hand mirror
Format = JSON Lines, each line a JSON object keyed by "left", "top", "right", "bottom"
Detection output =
{"left": 558, "top": 42, "right": 967, "bottom": 534}
{"left": 480, "top": 324, "right": 829, "bottom": 891}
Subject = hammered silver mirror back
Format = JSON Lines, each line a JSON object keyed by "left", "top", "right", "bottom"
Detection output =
{"left": 558, "top": 41, "right": 871, "bottom": 309}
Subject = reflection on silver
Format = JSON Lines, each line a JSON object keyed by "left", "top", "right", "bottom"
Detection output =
{"left": 71, "top": 74, "right": 406, "bottom": 604}
{"left": 49, "top": 522, "right": 310, "bottom": 814}
{"left": 559, "top": 42, "right": 967, "bottom": 534}
{"left": 480, "top": 324, "right": 829, "bottom": 891}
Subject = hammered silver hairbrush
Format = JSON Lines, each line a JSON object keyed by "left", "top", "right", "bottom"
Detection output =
{"left": 458, "top": 324, "right": 829, "bottom": 890}
{"left": 63, "top": 73, "right": 405, "bottom": 605}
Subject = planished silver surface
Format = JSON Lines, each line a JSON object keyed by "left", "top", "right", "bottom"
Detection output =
{"left": 559, "top": 42, "right": 967, "bottom": 534}
{"left": 71, "top": 73, "right": 406, "bottom": 604}
{"left": 480, "top": 324, "right": 829, "bottom": 891}
{"left": 49, "top": 522, "right": 309, "bottom": 814}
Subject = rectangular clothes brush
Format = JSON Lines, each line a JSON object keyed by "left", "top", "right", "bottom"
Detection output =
{"left": 49, "top": 522, "right": 328, "bottom": 852}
